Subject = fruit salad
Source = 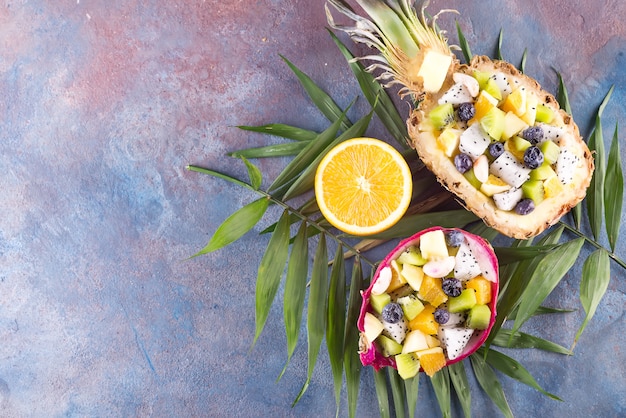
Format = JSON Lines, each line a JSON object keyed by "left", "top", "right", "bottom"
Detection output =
{"left": 358, "top": 227, "right": 498, "bottom": 379}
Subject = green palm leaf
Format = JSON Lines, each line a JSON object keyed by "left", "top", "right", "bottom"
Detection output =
{"left": 389, "top": 368, "right": 407, "bottom": 418}
{"left": 327, "top": 244, "right": 347, "bottom": 414}
{"left": 448, "top": 361, "right": 471, "bottom": 418}
{"left": 470, "top": 351, "right": 514, "bottom": 418}
{"left": 431, "top": 368, "right": 452, "bottom": 418}
{"left": 604, "top": 123, "right": 623, "bottom": 251}
{"left": 493, "top": 329, "right": 571, "bottom": 355}
{"left": 374, "top": 369, "right": 391, "bottom": 418}
{"left": 237, "top": 123, "right": 319, "bottom": 141}
{"left": 404, "top": 373, "right": 420, "bottom": 418}
{"left": 229, "top": 141, "right": 311, "bottom": 159}
{"left": 345, "top": 257, "right": 364, "bottom": 418}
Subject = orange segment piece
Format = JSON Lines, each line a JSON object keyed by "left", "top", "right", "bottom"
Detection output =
{"left": 419, "top": 351, "right": 447, "bottom": 377}
{"left": 409, "top": 304, "right": 438, "bottom": 335}
{"left": 465, "top": 276, "right": 492, "bottom": 305}
{"left": 315, "top": 137, "right": 413, "bottom": 236}
{"left": 418, "top": 275, "right": 448, "bottom": 307}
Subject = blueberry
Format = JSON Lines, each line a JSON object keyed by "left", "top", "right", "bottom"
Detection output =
{"left": 521, "top": 126, "right": 544, "bottom": 144}
{"left": 442, "top": 278, "right": 462, "bottom": 297}
{"left": 515, "top": 198, "right": 535, "bottom": 215}
{"left": 454, "top": 153, "right": 473, "bottom": 174}
{"left": 457, "top": 102, "right": 475, "bottom": 122}
{"left": 381, "top": 302, "right": 404, "bottom": 324}
{"left": 523, "top": 146, "right": 544, "bottom": 169}
{"left": 434, "top": 308, "right": 450, "bottom": 324}
{"left": 445, "top": 230, "right": 465, "bottom": 247}
{"left": 488, "top": 142, "right": 505, "bottom": 159}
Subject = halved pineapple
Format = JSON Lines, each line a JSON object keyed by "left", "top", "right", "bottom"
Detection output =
{"left": 327, "top": 0, "right": 594, "bottom": 238}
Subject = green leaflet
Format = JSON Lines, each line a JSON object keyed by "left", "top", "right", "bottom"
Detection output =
{"left": 241, "top": 157, "right": 262, "bottom": 190}
{"left": 327, "top": 244, "right": 346, "bottom": 414}
{"left": 519, "top": 48, "right": 527, "bottom": 74}
{"left": 282, "top": 109, "right": 373, "bottom": 201}
{"left": 604, "top": 123, "right": 623, "bottom": 252}
{"left": 470, "top": 351, "right": 513, "bottom": 418}
{"left": 448, "top": 361, "right": 471, "bottom": 418}
{"left": 329, "top": 30, "right": 409, "bottom": 147}
{"left": 493, "top": 329, "right": 571, "bottom": 355}
{"left": 279, "top": 222, "right": 309, "bottom": 380}
{"left": 404, "top": 373, "right": 420, "bottom": 418}
{"left": 484, "top": 348, "right": 562, "bottom": 401}
{"left": 191, "top": 197, "right": 269, "bottom": 257}
{"left": 280, "top": 54, "right": 352, "bottom": 132}
{"left": 574, "top": 248, "right": 611, "bottom": 347}
{"left": 494, "top": 244, "right": 559, "bottom": 265}
{"left": 496, "top": 28, "right": 504, "bottom": 61}
{"left": 388, "top": 368, "right": 406, "bottom": 418}
{"left": 456, "top": 21, "right": 472, "bottom": 63}
{"left": 293, "top": 234, "right": 329, "bottom": 406}
{"left": 344, "top": 257, "right": 364, "bottom": 418}
{"left": 229, "top": 141, "right": 310, "bottom": 159}
{"left": 252, "top": 210, "right": 291, "bottom": 347}
{"left": 268, "top": 105, "right": 348, "bottom": 193}
{"left": 364, "top": 210, "right": 478, "bottom": 240}
{"left": 374, "top": 369, "right": 391, "bottom": 418}
{"left": 511, "top": 237, "right": 584, "bottom": 336}
{"left": 587, "top": 86, "right": 614, "bottom": 240}
{"left": 237, "top": 123, "right": 319, "bottom": 141}
{"left": 430, "top": 368, "right": 451, "bottom": 418}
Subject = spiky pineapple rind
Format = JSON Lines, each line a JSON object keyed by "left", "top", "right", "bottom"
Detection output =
{"left": 409, "top": 56, "right": 594, "bottom": 239}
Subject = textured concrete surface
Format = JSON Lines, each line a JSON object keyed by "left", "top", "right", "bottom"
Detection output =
{"left": 0, "top": 0, "right": 625, "bottom": 417}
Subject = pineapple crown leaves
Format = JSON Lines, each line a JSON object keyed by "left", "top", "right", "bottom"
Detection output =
{"left": 187, "top": 17, "right": 626, "bottom": 418}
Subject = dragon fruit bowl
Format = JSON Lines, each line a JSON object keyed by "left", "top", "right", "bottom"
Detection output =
{"left": 357, "top": 226, "right": 499, "bottom": 378}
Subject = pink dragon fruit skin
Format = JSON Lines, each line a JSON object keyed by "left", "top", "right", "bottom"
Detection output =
{"left": 357, "top": 226, "right": 499, "bottom": 371}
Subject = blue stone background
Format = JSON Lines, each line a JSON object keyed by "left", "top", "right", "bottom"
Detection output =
{"left": 0, "top": 0, "right": 624, "bottom": 416}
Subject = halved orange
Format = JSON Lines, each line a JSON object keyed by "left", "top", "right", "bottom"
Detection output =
{"left": 314, "top": 137, "right": 412, "bottom": 236}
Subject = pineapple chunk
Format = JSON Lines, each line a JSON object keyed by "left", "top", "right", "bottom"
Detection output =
{"left": 437, "top": 128, "right": 462, "bottom": 157}
{"left": 417, "top": 50, "right": 453, "bottom": 93}
{"left": 419, "top": 230, "right": 449, "bottom": 260}
{"left": 501, "top": 111, "right": 529, "bottom": 140}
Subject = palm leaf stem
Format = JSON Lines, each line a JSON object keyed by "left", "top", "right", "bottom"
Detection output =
{"left": 558, "top": 221, "right": 626, "bottom": 269}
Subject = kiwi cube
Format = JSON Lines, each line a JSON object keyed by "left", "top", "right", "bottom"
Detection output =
{"left": 522, "top": 180, "right": 545, "bottom": 204}
{"left": 397, "top": 246, "right": 427, "bottom": 266}
{"left": 397, "top": 294, "right": 425, "bottom": 321}
{"left": 540, "top": 140, "right": 561, "bottom": 164}
{"left": 448, "top": 288, "right": 477, "bottom": 313}
{"left": 377, "top": 334, "right": 403, "bottom": 356}
{"left": 530, "top": 163, "right": 557, "bottom": 181}
{"left": 370, "top": 293, "right": 391, "bottom": 314}
{"left": 467, "top": 304, "right": 492, "bottom": 330}
{"left": 535, "top": 104, "right": 554, "bottom": 123}
{"left": 395, "top": 352, "right": 421, "bottom": 380}
{"left": 428, "top": 103, "right": 455, "bottom": 130}
{"left": 463, "top": 168, "right": 482, "bottom": 189}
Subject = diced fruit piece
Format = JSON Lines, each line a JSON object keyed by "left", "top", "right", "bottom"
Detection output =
{"left": 459, "top": 123, "right": 492, "bottom": 159}
{"left": 395, "top": 352, "right": 421, "bottom": 380}
{"left": 387, "top": 260, "right": 407, "bottom": 292}
{"left": 473, "top": 155, "right": 489, "bottom": 183}
{"left": 397, "top": 294, "right": 425, "bottom": 321}
{"left": 472, "top": 70, "right": 491, "bottom": 89}
{"left": 521, "top": 91, "right": 538, "bottom": 125}
{"left": 397, "top": 246, "right": 427, "bottom": 266}
{"left": 401, "top": 329, "right": 430, "bottom": 353}
{"left": 418, "top": 275, "right": 448, "bottom": 307}
{"left": 543, "top": 174, "right": 564, "bottom": 198}
{"left": 482, "top": 77, "right": 502, "bottom": 101}
{"left": 535, "top": 103, "right": 554, "bottom": 123}
{"left": 401, "top": 264, "right": 425, "bottom": 291}
{"left": 377, "top": 334, "right": 403, "bottom": 356}
{"left": 438, "top": 327, "right": 475, "bottom": 360}
{"left": 422, "top": 256, "right": 456, "bottom": 278}
{"left": 470, "top": 89, "right": 498, "bottom": 123}
{"left": 428, "top": 103, "right": 455, "bottom": 130}
{"left": 409, "top": 304, "right": 438, "bottom": 335}
{"left": 529, "top": 163, "right": 557, "bottom": 181}
{"left": 491, "top": 72, "right": 512, "bottom": 98}
{"left": 467, "top": 304, "right": 492, "bottom": 330}
{"left": 506, "top": 136, "right": 532, "bottom": 161}
{"left": 363, "top": 312, "right": 385, "bottom": 344}
{"left": 501, "top": 111, "right": 529, "bottom": 140}
{"left": 480, "top": 174, "right": 511, "bottom": 197}
{"left": 417, "top": 50, "right": 453, "bottom": 93}
{"left": 493, "top": 187, "right": 523, "bottom": 211}
{"left": 463, "top": 168, "right": 482, "bottom": 189}
{"left": 465, "top": 276, "right": 492, "bottom": 305}
{"left": 556, "top": 148, "right": 581, "bottom": 185}
{"left": 419, "top": 229, "right": 449, "bottom": 259}
{"left": 370, "top": 293, "right": 391, "bottom": 314}
{"left": 448, "top": 288, "right": 477, "bottom": 313}
{"left": 490, "top": 151, "right": 531, "bottom": 188}
{"left": 425, "top": 334, "right": 441, "bottom": 348}
{"left": 381, "top": 315, "right": 409, "bottom": 344}
{"left": 540, "top": 140, "right": 561, "bottom": 164}
{"left": 371, "top": 266, "right": 392, "bottom": 295}
{"left": 437, "top": 127, "right": 463, "bottom": 157}
{"left": 522, "top": 180, "right": 545, "bottom": 204}
{"left": 537, "top": 123, "right": 566, "bottom": 142}
{"left": 453, "top": 72, "right": 480, "bottom": 97}
{"left": 416, "top": 347, "right": 447, "bottom": 377}
{"left": 501, "top": 86, "right": 527, "bottom": 116}
{"left": 389, "top": 284, "right": 414, "bottom": 300}
{"left": 454, "top": 242, "right": 481, "bottom": 281}
{"left": 438, "top": 82, "right": 473, "bottom": 105}
{"left": 438, "top": 308, "right": 467, "bottom": 328}
{"left": 480, "top": 106, "right": 506, "bottom": 140}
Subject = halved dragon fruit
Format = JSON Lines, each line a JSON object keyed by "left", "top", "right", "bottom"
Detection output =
{"left": 357, "top": 227, "right": 499, "bottom": 378}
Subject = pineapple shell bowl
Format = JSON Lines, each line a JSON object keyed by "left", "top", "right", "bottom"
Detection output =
{"left": 358, "top": 227, "right": 499, "bottom": 379}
